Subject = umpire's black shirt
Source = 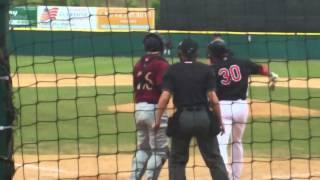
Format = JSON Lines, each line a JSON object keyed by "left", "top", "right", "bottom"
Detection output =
{"left": 162, "top": 61, "right": 216, "bottom": 109}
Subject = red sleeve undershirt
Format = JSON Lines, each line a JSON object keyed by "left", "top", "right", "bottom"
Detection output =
{"left": 260, "top": 64, "right": 269, "bottom": 76}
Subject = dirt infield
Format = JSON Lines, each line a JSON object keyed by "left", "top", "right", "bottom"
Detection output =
{"left": 11, "top": 73, "right": 320, "bottom": 88}
{"left": 107, "top": 100, "right": 320, "bottom": 118}
{"left": 14, "top": 154, "right": 320, "bottom": 180}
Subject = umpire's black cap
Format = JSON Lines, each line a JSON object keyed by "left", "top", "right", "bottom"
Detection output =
{"left": 143, "top": 33, "right": 164, "bottom": 53}
{"left": 178, "top": 38, "right": 198, "bottom": 59}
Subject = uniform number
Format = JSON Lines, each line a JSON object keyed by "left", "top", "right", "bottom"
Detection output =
{"left": 218, "top": 65, "right": 242, "bottom": 85}
{"left": 136, "top": 71, "right": 154, "bottom": 90}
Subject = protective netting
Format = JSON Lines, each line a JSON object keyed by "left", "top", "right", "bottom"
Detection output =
{"left": 8, "top": 0, "right": 320, "bottom": 179}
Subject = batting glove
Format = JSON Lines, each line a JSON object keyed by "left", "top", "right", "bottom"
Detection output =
{"left": 270, "top": 72, "right": 279, "bottom": 80}
{"left": 269, "top": 72, "right": 279, "bottom": 91}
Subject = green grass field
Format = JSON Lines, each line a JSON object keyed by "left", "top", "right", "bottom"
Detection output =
{"left": 12, "top": 56, "right": 320, "bottom": 159}
{"left": 10, "top": 56, "right": 320, "bottom": 77}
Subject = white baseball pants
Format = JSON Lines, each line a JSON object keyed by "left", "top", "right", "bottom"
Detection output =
{"left": 217, "top": 100, "right": 249, "bottom": 180}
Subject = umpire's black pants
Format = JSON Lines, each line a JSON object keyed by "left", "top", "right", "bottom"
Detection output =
{"left": 169, "top": 108, "right": 228, "bottom": 180}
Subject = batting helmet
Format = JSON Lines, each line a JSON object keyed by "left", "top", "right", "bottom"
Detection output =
{"left": 177, "top": 38, "right": 198, "bottom": 59}
{"left": 143, "top": 33, "right": 164, "bottom": 53}
{"left": 207, "top": 40, "right": 229, "bottom": 59}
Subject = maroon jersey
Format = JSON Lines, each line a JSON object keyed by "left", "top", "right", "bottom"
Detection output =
{"left": 133, "top": 54, "right": 169, "bottom": 104}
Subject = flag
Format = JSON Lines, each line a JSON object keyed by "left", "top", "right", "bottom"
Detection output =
{"left": 40, "top": 7, "right": 59, "bottom": 22}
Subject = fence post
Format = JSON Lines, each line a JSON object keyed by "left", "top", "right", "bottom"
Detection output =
{"left": 0, "top": 0, "right": 15, "bottom": 179}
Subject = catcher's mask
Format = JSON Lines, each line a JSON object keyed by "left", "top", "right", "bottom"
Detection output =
{"left": 143, "top": 33, "right": 164, "bottom": 53}
{"left": 207, "top": 40, "right": 229, "bottom": 59}
{"left": 177, "top": 38, "right": 198, "bottom": 60}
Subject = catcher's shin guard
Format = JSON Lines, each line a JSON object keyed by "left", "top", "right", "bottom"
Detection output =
{"left": 145, "top": 148, "right": 169, "bottom": 180}
{"left": 130, "top": 150, "right": 150, "bottom": 180}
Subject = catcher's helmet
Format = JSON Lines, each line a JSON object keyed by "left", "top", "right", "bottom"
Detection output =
{"left": 143, "top": 33, "right": 164, "bottom": 53}
{"left": 177, "top": 38, "right": 198, "bottom": 59}
{"left": 207, "top": 40, "right": 229, "bottom": 59}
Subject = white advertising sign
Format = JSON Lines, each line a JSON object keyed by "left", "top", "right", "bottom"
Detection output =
{"left": 37, "top": 6, "right": 97, "bottom": 30}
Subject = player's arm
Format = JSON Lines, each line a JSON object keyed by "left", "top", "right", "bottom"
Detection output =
{"left": 247, "top": 60, "right": 279, "bottom": 90}
{"left": 153, "top": 90, "right": 171, "bottom": 130}
{"left": 153, "top": 66, "right": 173, "bottom": 130}
{"left": 155, "top": 60, "right": 169, "bottom": 88}
{"left": 208, "top": 91, "right": 224, "bottom": 134}
{"left": 206, "top": 67, "right": 224, "bottom": 134}
{"left": 259, "top": 64, "right": 279, "bottom": 79}
{"left": 259, "top": 64, "right": 279, "bottom": 90}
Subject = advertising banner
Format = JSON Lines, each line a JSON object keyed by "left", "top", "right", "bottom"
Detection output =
{"left": 37, "top": 6, "right": 97, "bottom": 30}
{"left": 96, "top": 7, "right": 155, "bottom": 30}
{"left": 9, "top": 6, "right": 37, "bottom": 28}
{"left": 19, "top": 6, "right": 158, "bottom": 31}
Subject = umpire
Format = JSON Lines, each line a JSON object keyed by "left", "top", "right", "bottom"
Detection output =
{"left": 153, "top": 38, "right": 229, "bottom": 180}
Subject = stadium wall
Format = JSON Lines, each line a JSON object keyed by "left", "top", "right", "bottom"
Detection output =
{"left": 9, "top": 30, "right": 320, "bottom": 59}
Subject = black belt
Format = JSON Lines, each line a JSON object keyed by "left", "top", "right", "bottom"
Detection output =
{"left": 178, "top": 105, "right": 207, "bottom": 111}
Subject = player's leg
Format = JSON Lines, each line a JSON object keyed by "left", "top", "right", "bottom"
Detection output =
{"left": 145, "top": 115, "right": 169, "bottom": 180}
{"left": 130, "top": 124, "right": 150, "bottom": 180}
{"left": 230, "top": 101, "right": 249, "bottom": 180}
{"left": 130, "top": 104, "right": 153, "bottom": 180}
{"left": 217, "top": 101, "right": 234, "bottom": 174}
{"left": 164, "top": 49, "right": 168, "bottom": 55}
{"left": 230, "top": 122, "right": 246, "bottom": 180}
{"left": 217, "top": 118, "right": 232, "bottom": 172}
{"left": 197, "top": 135, "right": 229, "bottom": 180}
{"left": 190, "top": 109, "right": 228, "bottom": 180}
{"left": 169, "top": 135, "right": 192, "bottom": 180}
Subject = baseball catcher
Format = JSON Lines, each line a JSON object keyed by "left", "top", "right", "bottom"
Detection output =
{"left": 130, "top": 33, "right": 169, "bottom": 180}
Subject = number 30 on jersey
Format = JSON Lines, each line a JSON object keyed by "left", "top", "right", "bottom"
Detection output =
{"left": 218, "top": 65, "right": 242, "bottom": 85}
